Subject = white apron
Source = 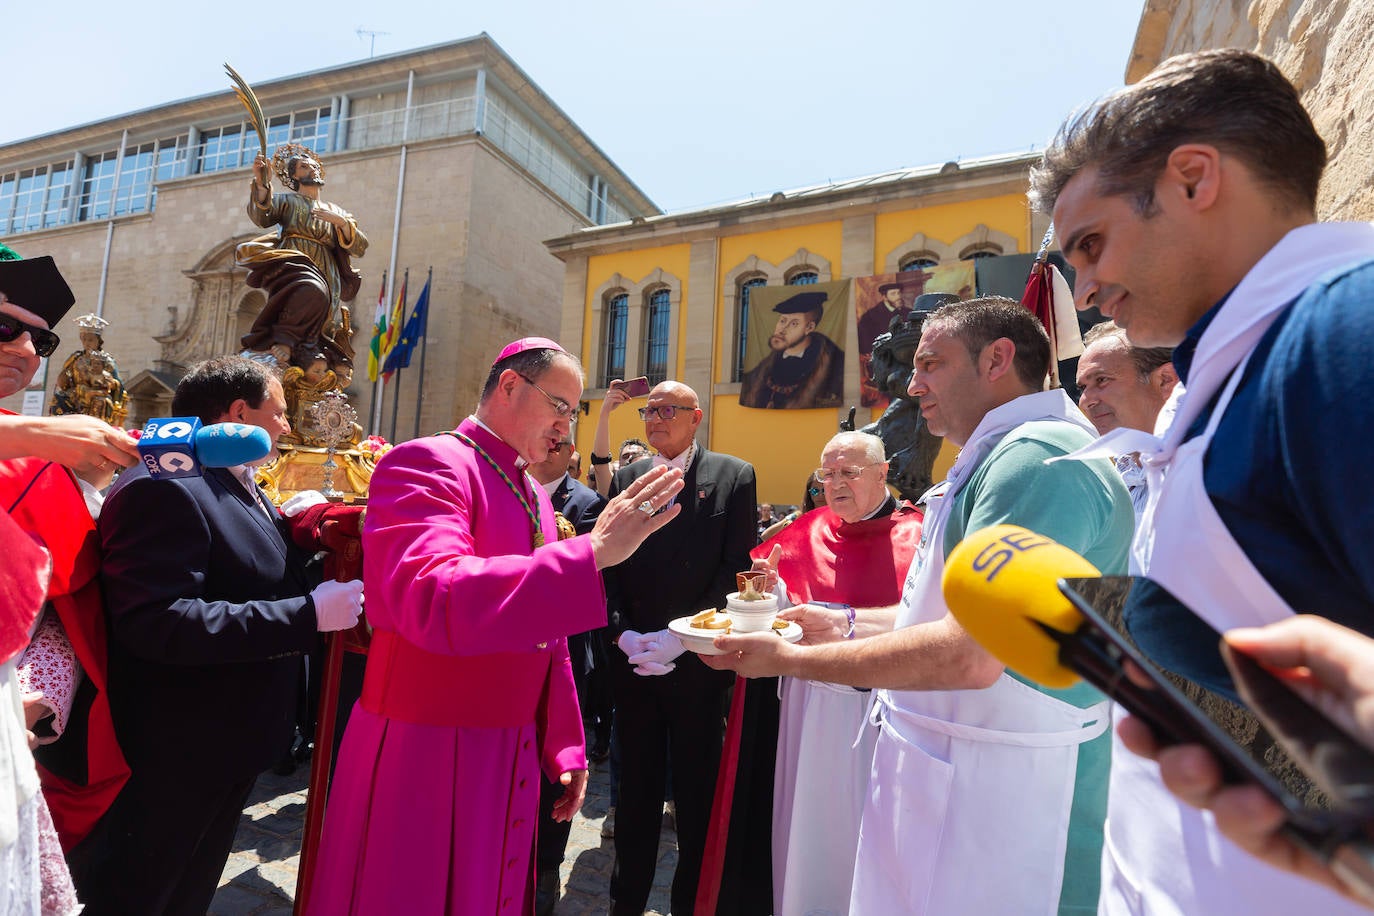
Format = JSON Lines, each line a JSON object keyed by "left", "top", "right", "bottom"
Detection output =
{"left": 773, "top": 676, "right": 877, "bottom": 916}
{"left": 851, "top": 392, "right": 1110, "bottom": 915}
{"left": 1066, "top": 222, "right": 1374, "bottom": 915}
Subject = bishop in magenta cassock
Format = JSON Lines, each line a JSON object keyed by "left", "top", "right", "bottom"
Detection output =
{"left": 307, "top": 338, "right": 683, "bottom": 915}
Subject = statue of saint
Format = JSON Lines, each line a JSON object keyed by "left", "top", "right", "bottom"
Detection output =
{"left": 50, "top": 313, "right": 127, "bottom": 426}
{"left": 236, "top": 144, "right": 368, "bottom": 374}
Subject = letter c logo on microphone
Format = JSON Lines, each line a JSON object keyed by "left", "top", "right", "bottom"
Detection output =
{"left": 153, "top": 420, "right": 196, "bottom": 440}
{"left": 159, "top": 451, "right": 196, "bottom": 473}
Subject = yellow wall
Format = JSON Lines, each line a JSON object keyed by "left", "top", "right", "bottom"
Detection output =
{"left": 581, "top": 244, "right": 694, "bottom": 367}
{"left": 572, "top": 193, "right": 1029, "bottom": 507}
{"left": 874, "top": 194, "right": 1029, "bottom": 262}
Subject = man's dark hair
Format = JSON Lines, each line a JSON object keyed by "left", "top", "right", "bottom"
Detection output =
{"left": 1082, "top": 321, "right": 1173, "bottom": 381}
{"left": 1029, "top": 49, "right": 1326, "bottom": 217}
{"left": 479, "top": 348, "right": 584, "bottom": 404}
{"left": 172, "top": 356, "right": 273, "bottom": 423}
{"left": 619, "top": 437, "right": 649, "bottom": 456}
{"left": 923, "top": 296, "right": 1051, "bottom": 391}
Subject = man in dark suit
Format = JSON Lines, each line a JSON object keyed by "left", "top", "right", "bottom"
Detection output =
{"left": 529, "top": 438, "right": 610, "bottom": 914}
{"left": 76, "top": 356, "right": 363, "bottom": 915}
{"left": 603, "top": 381, "right": 756, "bottom": 916}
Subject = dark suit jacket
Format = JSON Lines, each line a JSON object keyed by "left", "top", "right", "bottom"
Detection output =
{"left": 98, "top": 465, "right": 319, "bottom": 785}
{"left": 551, "top": 473, "right": 606, "bottom": 535}
{"left": 604, "top": 447, "right": 756, "bottom": 694}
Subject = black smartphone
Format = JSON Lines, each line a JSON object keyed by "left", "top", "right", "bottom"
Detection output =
{"left": 1057, "top": 575, "right": 1374, "bottom": 879}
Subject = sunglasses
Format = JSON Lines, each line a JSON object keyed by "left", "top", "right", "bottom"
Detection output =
{"left": 0, "top": 314, "right": 60, "bottom": 358}
{"left": 638, "top": 405, "right": 695, "bottom": 421}
{"left": 808, "top": 487, "right": 823, "bottom": 497}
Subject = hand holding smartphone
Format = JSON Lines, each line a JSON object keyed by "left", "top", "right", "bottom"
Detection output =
{"left": 610, "top": 377, "right": 650, "bottom": 398}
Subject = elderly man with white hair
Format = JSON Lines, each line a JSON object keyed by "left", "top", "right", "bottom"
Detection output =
{"left": 752, "top": 431, "right": 923, "bottom": 916}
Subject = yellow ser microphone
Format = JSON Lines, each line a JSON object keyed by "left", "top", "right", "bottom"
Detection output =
{"left": 941, "top": 524, "right": 1099, "bottom": 688}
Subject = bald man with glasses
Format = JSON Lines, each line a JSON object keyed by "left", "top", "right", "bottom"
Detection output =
{"left": 602, "top": 380, "right": 758, "bottom": 916}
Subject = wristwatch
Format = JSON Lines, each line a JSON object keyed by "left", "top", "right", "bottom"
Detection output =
{"left": 590, "top": 453, "right": 612, "bottom": 466}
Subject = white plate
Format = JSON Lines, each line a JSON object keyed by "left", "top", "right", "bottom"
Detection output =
{"left": 668, "top": 616, "right": 803, "bottom": 656}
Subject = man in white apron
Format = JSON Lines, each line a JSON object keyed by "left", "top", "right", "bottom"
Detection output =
{"left": 1030, "top": 47, "right": 1374, "bottom": 915}
{"left": 709, "top": 297, "right": 1135, "bottom": 914}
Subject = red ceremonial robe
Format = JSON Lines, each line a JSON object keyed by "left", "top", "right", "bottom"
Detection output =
{"left": 699, "top": 501, "right": 923, "bottom": 915}
{"left": 0, "top": 447, "right": 130, "bottom": 850}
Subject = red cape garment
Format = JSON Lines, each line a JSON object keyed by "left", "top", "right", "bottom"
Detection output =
{"left": 0, "top": 446, "right": 130, "bottom": 851}
{"left": 697, "top": 502, "right": 924, "bottom": 915}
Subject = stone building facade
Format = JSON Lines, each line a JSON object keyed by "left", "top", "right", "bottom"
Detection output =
{"left": 1129, "top": 0, "right": 1374, "bottom": 221}
{"left": 0, "top": 35, "right": 657, "bottom": 436}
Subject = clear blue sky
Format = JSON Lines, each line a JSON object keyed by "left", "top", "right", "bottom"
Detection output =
{"left": 6, "top": 1, "right": 1144, "bottom": 213}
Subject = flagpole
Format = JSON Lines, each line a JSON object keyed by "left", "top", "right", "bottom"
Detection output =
{"left": 371, "top": 70, "right": 414, "bottom": 437}
{"left": 388, "top": 269, "right": 409, "bottom": 443}
{"left": 412, "top": 267, "right": 432, "bottom": 440}
{"left": 365, "top": 270, "right": 387, "bottom": 436}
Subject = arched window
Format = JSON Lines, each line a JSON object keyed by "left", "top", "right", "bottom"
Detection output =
{"left": 644, "top": 288, "right": 671, "bottom": 385}
{"left": 787, "top": 270, "right": 819, "bottom": 285}
{"left": 960, "top": 246, "right": 1002, "bottom": 261}
{"left": 900, "top": 255, "right": 939, "bottom": 272}
{"left": 602, "top": 293, "right": 628, "bottom": 387}
{"left": 735, "top": 277, "right": 767, "bottom": 382}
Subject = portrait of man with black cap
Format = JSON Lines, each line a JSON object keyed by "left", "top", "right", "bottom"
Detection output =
{"left": 857, "top": 281, "right": 912, "bottom": 357}
{"left": 739, "top": 290, "right": 845, "bottom": 410}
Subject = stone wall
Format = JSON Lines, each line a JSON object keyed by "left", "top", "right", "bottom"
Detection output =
{"left": 1130, "top": 0, "right": 1374, "bottom": 221}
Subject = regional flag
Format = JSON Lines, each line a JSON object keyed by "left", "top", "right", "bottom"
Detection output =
{"left": 367, "top": 272, "right": 388, "bottom": 383}
{"left": 383, "top": 273, "right": 430, "bottom": 378}
{"left": 378, "top": 271, "right": 408, "bottom": 370}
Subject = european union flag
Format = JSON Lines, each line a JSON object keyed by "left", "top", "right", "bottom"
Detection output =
{"left": 382, "top": 275, "right": 430, "bottom": 378}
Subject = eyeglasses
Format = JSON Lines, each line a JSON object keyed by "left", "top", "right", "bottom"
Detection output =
{"left": 517, "top": 374, "right": 573, "bottom": 418}
{"left": 814, "top": 465, "right": 878, "bottom": 483}
{"left": 620, "top": 452, "right": 644, "bottom": 464}
{"left": 0, "top": 313, "right": 60, "bottom": 358}
{"left": 638, "top": 405, "right": 696, "bottom": 421}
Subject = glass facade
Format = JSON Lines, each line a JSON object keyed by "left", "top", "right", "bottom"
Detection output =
{"left": 0, "top": 76, "right": 637, "bottom": 237}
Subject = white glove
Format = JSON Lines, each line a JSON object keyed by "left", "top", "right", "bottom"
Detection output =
{"left": 280, "top": 489, "right": 329, "bottom": 518}
{"left": 627, "top": 629, "right": 685, "bottom": 677}
{"left": 617, "top": 630, "right": 645, "bottom": 657}
{"left": 311, "top": 579, "right": 364, "bottom": 632}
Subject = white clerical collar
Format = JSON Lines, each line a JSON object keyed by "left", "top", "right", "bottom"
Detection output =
{"left": 540, "top": 472, "right": 567, "bottom": 497}
{"left": 469, "top": 415, "right": 529, "bottom": 469}
{"left": 653, "top": 441, "right": 696, "bottom": 473}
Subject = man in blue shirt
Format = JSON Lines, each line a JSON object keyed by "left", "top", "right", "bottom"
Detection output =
{"left": 1031, "top": 47, "right": 1374, "bottom": 912}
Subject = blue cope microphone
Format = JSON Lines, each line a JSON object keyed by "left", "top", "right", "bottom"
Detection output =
{"left": 137, "top": 417, "right": 274, "bottom": 480}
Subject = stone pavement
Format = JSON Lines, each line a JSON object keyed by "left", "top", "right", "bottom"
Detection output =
{"left": 212, "top": 751, "right": 676, "bottom": 915}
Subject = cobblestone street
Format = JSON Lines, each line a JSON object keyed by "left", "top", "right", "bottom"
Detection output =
{"left": 212, "top": 752, "right": 675, "bottom": 915}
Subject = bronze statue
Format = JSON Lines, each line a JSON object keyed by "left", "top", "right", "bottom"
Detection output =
{"left": 50, "top": 313, "right": 127, "bottom": 426}
{"left": 236, "top": 143, "right": 368, "bottom": 374}
{"left": 859, "top": 294, "right": 961, "bottom": 501}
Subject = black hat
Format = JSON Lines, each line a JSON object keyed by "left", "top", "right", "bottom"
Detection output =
{"left": 878, "top": 282, "right": 904, "bottom": 293}
{"left": 0, "top": 249, "right": 76, "bottom": 329}
{"left": 912, "top": 292, "right": 962, "bottom": 313}
{"left": 772, "top": 291, "right": 828, "bottom": 315}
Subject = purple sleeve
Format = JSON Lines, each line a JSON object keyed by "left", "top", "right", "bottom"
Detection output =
{"left": 362, "top": 439, "right": 607, "bottom": 657}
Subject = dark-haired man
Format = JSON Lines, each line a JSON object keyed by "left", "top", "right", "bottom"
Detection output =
{"left": 1031, "top": 47, "right": 1374, "bottom": 914}
{"left": 1075, "top": 321, "right": 1177, "bottom": 516}
{"left": 308, "top": 338, "right": 684, "bottom": 915}
{"left": 710, "top": 297, "right": 1133, "bottom": 914}
{"left": 78, "top": 355, "right": 363, "bottom": 915}
{"left": 739, "top": 291, "right": 844, "bottom": 409}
